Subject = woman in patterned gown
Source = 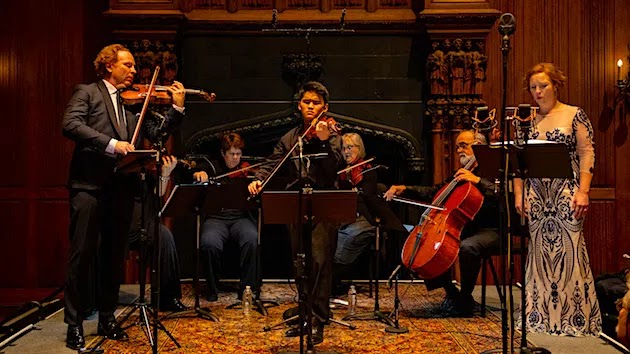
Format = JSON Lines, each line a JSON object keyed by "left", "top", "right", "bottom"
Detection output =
{"left": 514, "top": 63, "right": 602, "bottom": 336}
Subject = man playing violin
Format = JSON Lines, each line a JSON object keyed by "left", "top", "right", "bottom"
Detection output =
{"left": 384, "top": 130, "right": 499, "bottom": 317}
{"left": 192, "top": 133, "right": 259, "bottom": 303}
{"left": 61, "top": 43, "right": 186, "bottom": 349}
{"left": 248, "top": 81, "right": 343, "bottom": 345}
{"left": 333, "top": 133, "right": 377, "bottom": 294}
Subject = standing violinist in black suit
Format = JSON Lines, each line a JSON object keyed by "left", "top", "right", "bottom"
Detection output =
{"left": 384, "top": 130, "right": 499, "bottom": 317}
{"left": 61, "top": 44, "right": 186, "bottom": 350}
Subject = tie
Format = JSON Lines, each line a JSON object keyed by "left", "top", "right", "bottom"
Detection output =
{"left": 116, "top": 90, "right": 128, "bottom": 141}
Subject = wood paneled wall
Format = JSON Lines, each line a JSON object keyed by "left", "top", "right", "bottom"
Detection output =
{"left": 2, "top": 0, "right": 629, "bottom": 289}
{"left": 0, "top": 0, "right": 108, "bottom": 288}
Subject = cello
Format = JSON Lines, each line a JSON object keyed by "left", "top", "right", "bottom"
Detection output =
{"left": 400, "top": 156, "right": 484, "bottom": 279}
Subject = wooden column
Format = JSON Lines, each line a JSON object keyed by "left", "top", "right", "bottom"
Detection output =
{"left": 419, "top": 1, "right": 500, "bottom": 182}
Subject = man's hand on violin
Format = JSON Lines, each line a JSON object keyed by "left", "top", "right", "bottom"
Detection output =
{"left": 454, "top": 169, "right": 481, "bottom": 184}
{"left": 315, "top": 120, "right": 331, "bottom": 141}
{"left": 167, "top": 81, "right": 186, "bottom": 108}
{"left": 162, "top": 156, "right": 178, "bottom": 177}
{"left": 384, "top": 185, "right": 406, "bottom": 201}
{"left": 114, "top": 141, "right": 135, "bottom": 155}
{"left": 248, "top": 180, "right": 262, "bottom": 196}
{"left": 193, "top": 171, "right": 209, "bottom": 183}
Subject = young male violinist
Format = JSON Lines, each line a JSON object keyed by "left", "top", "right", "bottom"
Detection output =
{"left": 192, "top": 133, "right": 259, "bottom": 303}
{"left": 248, "top": 81, "right": 343, "bottom": 345}
{"left": 61, "top": 44, "right": 186, "bottom": 349}
{"left": 384, "top": 130, "right": 499, "bottom": 317}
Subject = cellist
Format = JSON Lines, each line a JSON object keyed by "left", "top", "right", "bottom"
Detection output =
{"left": 384, "top": 130, "right": 499, "bottom": 317}
{"left": 191, "top": 132, "right": 259, "bottom": 303}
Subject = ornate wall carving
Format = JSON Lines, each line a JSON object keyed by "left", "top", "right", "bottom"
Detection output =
{"left": 425, "top": 38, "right": 491, "bottom": 182}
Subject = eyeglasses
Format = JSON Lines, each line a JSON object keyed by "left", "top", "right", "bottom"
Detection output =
{"left": 342, "top": 145, "right": 357, "bottom": 151}
{"left": 456, "top": 142, "right": 474, "bottom": 150}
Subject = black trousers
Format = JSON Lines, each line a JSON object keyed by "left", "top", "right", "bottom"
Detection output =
{"left": 129, "top": 223, "right": 182, "bottom": 301}
{"left": 425, "top": 228, "right": 500, "bottom": 297}
{"left": 200, "top": 216, "right": 258, "bottom": 297}
{"left": 64, "top": 175, "right": 135, "bottom": 326}
{"left": 289, "top": 222, "right": 338, "bottom": 322}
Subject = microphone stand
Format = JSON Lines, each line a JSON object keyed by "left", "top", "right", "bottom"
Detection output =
{"left": 481, "top": 13, "right": 514, "bottom": 354}
{"left": 262, "top": 9, "right": 354, "bottom": 86}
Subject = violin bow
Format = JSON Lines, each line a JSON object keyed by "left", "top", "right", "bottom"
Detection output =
{"left": 130, "top": 66, "right": 160, "bottom": 146}
{"left": 209, "top": 161, "right": 271, "bottom": 180}
{"left": 337, "top": 157, "right": 375, "bottom": 175}
{"left": 387, "top": 195, "right": 445, "bottom": 211}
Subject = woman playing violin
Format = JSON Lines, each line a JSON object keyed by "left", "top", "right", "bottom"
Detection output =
{"left": 191, "top": 133, "right": 259, "bottom": 303}
{"left": 333, "top": 133, "right": 378, "bottom": 295}
{"left": 383, "top": 130, "right": 499, "bottom": 317}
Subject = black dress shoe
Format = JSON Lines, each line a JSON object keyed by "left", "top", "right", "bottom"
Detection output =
{"left": 285, "top": 325, "right": 301, "bottom": 337}
{"left": 206, "top": 293, "right": 218, "bottom": 302}
{"left": 311, "top": 323, "right": 324, "bottom": 345}
{"left": 159, "top": 298, "right": 188, "bottom": 312}
{"left": 66, "top": 324, "right": 85, "bottom": 350}
{"left": 97, "top": 320, "right": 129, "bottom": 341}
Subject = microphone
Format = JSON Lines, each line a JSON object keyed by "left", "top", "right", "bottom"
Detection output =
{"left": 271, "top": 9, "right": 277, "bottom": 28}
{"left": 387, "top": 265, "right": 402, "bottom": 289}
{"left": 475, "top": 106, "right": 489, "bottom": 122}
{"left": 517, "top": 103, "right": 532, "bottom": 122}
{"left": 298, "top": 135, "right": 304, "bottom": 162}
{"left": 340, "top": 8, "right": 346, "bottom": 30}
{"left": 498, "top": 13, "right": 516, "bottom": 36}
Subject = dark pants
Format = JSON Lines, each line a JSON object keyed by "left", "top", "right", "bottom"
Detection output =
{"left": 200, "top": 216, "right": 258, "bottom": 297}
{"left": 129, "top": 223, "right": 182, "bottom": 301}
{"left": 64, "top": 175, "right": 135, "bottom": 326}
{"left": 289, "top": 221, "right": 338, "bottom": 322}
{"left": 426, "top": 228, "right": 500, "bottom": 297}
{"left": 332, "top": 216, "right": 375, "bottom": 284}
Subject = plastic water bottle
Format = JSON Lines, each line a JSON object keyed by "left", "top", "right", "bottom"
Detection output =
{"left": 243, "top": 286, "right": 253, "bottom": 315}
{"left": 348, "top": 285, "right": 357, "bottom": 316}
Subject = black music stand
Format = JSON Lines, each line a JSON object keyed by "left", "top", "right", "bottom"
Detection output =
{"left": 159, "top": 183, "right": 219, "bottom": 322}
{"left": 87, "top": 150, "right": 182, "bottom": 354}
{"left": 261, "top": 190, "right": 358, "bottom": 354}
{"left": 114, "top": 150, "right": 157, "bottom": 173}
{"left": 474, "top": 142, "right": 570, "bottom": 354}
{"left": 343, "top": 194, "right": 405, "bottom": 327}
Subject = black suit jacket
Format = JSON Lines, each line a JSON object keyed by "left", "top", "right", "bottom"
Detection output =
{"left": 62, "top": 80, "right": 184, "bottom": 190}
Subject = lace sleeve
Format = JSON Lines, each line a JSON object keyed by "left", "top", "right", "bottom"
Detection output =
{"left": 573, "top": 108, "right": 595, "bottom": 175}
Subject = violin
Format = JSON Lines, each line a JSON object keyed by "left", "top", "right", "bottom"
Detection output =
{"left": 339, "top": 158, "right": 374, "bottom": 186}
{"left": 226, "top": 161, "right": 251, "bottom": 179}
{"left": 121, "top": 83, "right": 216, "bottom": 105}
{"left": 304, "top": 115, "right": 341, "bottom": 141}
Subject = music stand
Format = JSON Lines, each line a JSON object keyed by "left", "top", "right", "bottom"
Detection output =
{"left": 160, "top": 183, "right": 219, "bottom": 322}
{"left": 86, "top": 150, "right": 182, "bottom": 354}
{"left": 114, "top": 150, "right": 157, "bottom": 173}
{"left": 474, "top": 142, "right": 570, "bottom": 354}
{"left": 343, "top": 194, "right": 405, "bottom": 327}
{"left": 261, "top": 190, "right": 358, "bottom": 354}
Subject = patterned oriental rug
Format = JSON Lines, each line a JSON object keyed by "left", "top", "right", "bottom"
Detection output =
{"left": 100, "top": 283, "right": 530, "bottom": 353}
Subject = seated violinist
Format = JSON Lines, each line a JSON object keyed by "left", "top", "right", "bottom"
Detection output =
{"left": 333, "top": 133, "right": 377, "bottom": 294}
{"left": 192, "top": 133, "right": 258, "bottom": 302}
{"left": 384, "top": 130, "right": 499, "bottom": 317}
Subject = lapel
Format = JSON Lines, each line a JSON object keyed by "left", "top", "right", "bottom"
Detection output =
{"left": 97, "top": 80, "right": 128, "bottom": 140}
